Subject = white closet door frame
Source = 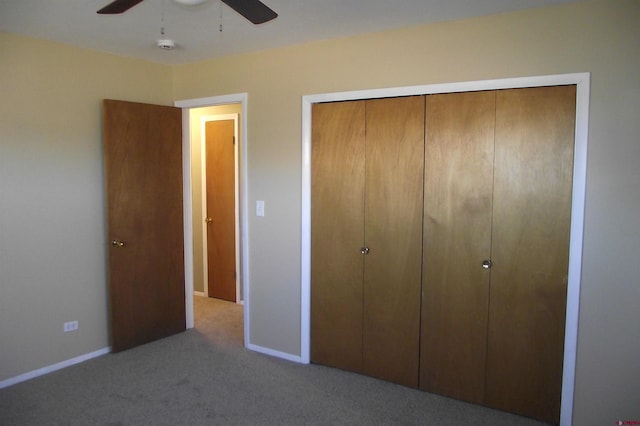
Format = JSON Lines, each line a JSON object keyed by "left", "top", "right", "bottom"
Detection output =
{"left": 301, "top": 73, "right": 590, "bottom": 426}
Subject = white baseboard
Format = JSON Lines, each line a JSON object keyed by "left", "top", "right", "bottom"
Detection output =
{"left": 193, "top": 291, "right": 205, "bottom": 297}
{"left": 0, "top": 347, "right": 111, "bottom": 389}
{"left": 247, "top": 343, "right": 303, "bottom": 363}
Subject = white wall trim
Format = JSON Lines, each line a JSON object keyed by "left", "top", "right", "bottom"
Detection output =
{"left": 561, "top": 73, "right": 590, "bottom": 426}
{"left": 200, "top": 115, "right": 210, "bottom": 298}
{"left": 0, "top": 347, "right": 110, "bottom": 389}
{"left": 180, "top": 107, "right": 195, "bottom": 329}
{"left": 301, "top": 73, "right": 590, "bottom": 426}
{"left": 246, "top": 343, "right": 303, "bottom": 363}
{"left": 175, "top": 94, "right": 251, "bottom": 349}
{"left": 194, "top": 291, "right": 206, "bottom": 297}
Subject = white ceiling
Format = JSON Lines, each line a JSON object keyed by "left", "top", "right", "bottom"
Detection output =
{"left": 0, "top": 0, "right": 578, "bottom": 65}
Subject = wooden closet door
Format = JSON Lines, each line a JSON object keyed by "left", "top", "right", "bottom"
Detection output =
{"left": 205, "top": 119, "right": 237, "bottom": 302}
{"left": 310, "top": 101, "right": 366, "bottom": 372}
{"left": 486, "top": 85, "right": 576, "bottom": 423}
{"left": 363, "top": 96, "right": 425, "bottom": 387}
{"left": 420, "top": 91, "right": 496, "bottom": 403}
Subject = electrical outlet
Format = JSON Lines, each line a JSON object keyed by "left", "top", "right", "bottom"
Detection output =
{"left": 63, "top": 321, "right": 78, "bottom": 332}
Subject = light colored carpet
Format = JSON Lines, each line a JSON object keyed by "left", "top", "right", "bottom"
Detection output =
{"left": 0, "top": 296, "right": 550, "bottom": 425}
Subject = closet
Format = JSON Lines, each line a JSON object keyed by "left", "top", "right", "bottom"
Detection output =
{"left": 310, "top": 85, "right": 576, "bottom": 424}
{"left": 310, "top": 96, "right": 425, "bottom": 387}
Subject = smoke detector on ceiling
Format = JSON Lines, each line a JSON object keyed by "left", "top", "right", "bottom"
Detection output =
{"left": 157, "top": 39, "right": 176, "bottom": 50}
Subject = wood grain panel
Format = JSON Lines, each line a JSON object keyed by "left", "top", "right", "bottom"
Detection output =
{"left": 311, "top": 101, "right": 366, "bottom": 372}
{"left": 103, "top": 99, "right": 185, "bottom": 352}
{"left": 485, "top": 85, "right": 576, "bottom": 423}
{"left": 205, "top": 120, "right": 237, "bottom": 302}
{"left": 363, "top": 96, "right": 425, "bottom": 388}
{"left": 420, "top": 91, "right": 495, "bottom": 403}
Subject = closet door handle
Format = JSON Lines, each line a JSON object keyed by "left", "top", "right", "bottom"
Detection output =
{"left": 360, "top": 247, "right": 370, "bottom": 255}
{"left": 482, "top": 259, "right": 492, "bottom": 269}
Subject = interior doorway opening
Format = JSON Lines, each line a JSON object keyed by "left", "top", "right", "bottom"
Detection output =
{"left": 190, "top": 106, "right": 244, "bottom": 342}
{"left": 175, "top": 94, "right": 249, "bottom": 349}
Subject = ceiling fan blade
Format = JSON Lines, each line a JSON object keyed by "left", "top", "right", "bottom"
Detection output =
{"left": 97, "top": 0, "right": 145, "bottom": 14}
{"left": 221, "top": 0, "right": 278, "bottom": 24}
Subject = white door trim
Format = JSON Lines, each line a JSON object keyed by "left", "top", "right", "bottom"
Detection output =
{"left": 175, "top": 94, "right": 250, "bottom": 349}
{"left": 300, "top": 73, "right": 590, "bottom": 426}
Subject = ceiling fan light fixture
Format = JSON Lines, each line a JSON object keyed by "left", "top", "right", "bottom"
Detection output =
{"left": 172, "top": 0, "right": 208, "bottom": 5}
{"left": 97, "top": 0, "right": 277, "bottom": 23}
{"left": 157, "top": 39, "right": 176, "bottom": 50}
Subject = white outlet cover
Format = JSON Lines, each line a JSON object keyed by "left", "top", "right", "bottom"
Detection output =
{"left": 63, "top": 321, "right": 78, "bottom": 332}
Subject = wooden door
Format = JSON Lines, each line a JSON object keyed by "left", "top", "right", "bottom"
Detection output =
{"left": 485, "top": 85, "right": 576, "bottom": 423}
{"left": 310, "top": 100, "right": 366, "bottom": 372}
{"left": 103, "top": 99, "right": 185, "bottom": 353}
{"left": 363, "top": 96, "right": 425, "bottom": 387}
{"left": 420, "top": 91, "right": 496, "bottom": 402}
{"left": 205, "top": 119, "right": 237, "bottom": 302}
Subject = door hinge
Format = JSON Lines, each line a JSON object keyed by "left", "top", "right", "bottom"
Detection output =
{"left": 233, "top": 136, "right": 236, "bottom": 145}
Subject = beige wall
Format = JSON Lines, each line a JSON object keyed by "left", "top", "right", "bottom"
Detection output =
{"left": 0, "top": 32, "right": 174, "bottom": 379}
{"left": 189, "top": 104, "right": 242, "bottom": 294}
{"left": 1, "top": 0, "right": 639, "bottom": 424}
{"left": 173, "top": 1, "right": 639, "bottom": 424}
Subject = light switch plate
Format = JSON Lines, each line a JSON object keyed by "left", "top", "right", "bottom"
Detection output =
{"left": 256, "top": 200, "right": 265, "bottom": 217}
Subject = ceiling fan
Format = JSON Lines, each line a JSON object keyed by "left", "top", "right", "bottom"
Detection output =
{"left": 97, "top": 0, "right": 278, "bottom": 24}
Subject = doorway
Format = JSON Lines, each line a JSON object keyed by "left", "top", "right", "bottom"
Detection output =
{"left": 175, "top": 94, "right": 249, "bottom": 348}
{"left": 191, "top": 106, "right": 242, "bottom": 338}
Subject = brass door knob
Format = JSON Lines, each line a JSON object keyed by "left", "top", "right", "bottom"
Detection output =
{"left": 111, "top": 239, "right": 125, "bottom": 247}
{"left": 205, "top": 217, "right": 213, "bottom": 223}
